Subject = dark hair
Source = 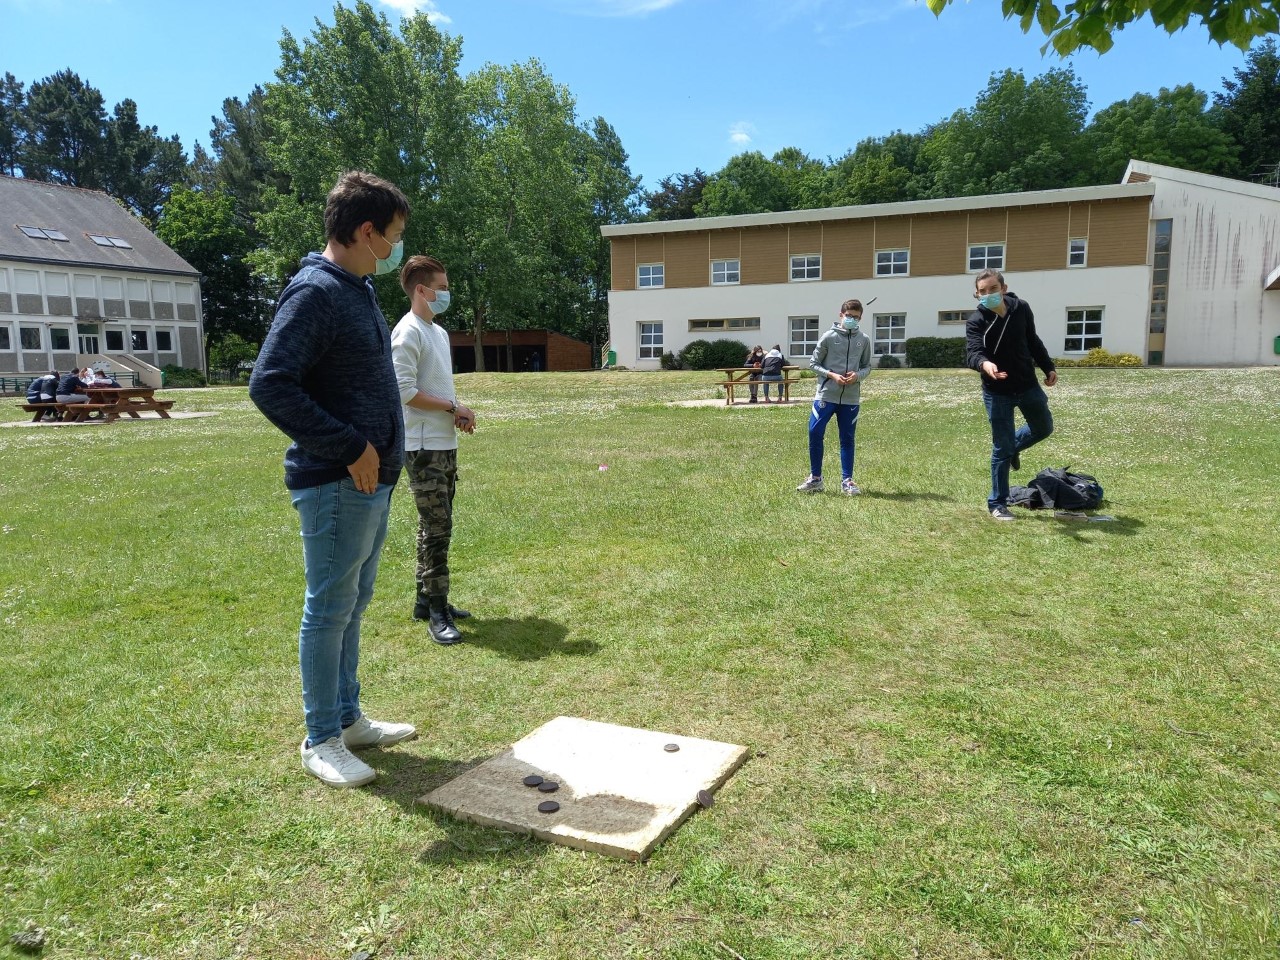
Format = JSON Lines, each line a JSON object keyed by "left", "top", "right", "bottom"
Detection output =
{"left": 399, "top": 254, "right": 447, "bottom": 298}
{"left": 324, "top": 171, "right": 410, "bottom": 245}
{"left": 841, "top": 299, "right": 863, "bottom": 314}
{"left": 974, "top": 268, "right": 1006, "bottom": 290}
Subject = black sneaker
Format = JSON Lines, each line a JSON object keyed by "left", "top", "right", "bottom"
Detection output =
{"left": 990, "top": 506, "right": 1016, "bottom": 521}
{"left": 1011, "top": 451, "right": 1021, "bottom": 471}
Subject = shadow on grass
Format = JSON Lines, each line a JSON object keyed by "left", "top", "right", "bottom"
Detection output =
{"left": 363, "top": 749, "right": 547, "bottom": 865}
{"left": 462, "top": 616, "right": 599, "bottom": 661}
{"left": 861, "top": 489, "right": 956, "bottom": 503}
{"left": 1038, "top": 511, "right": 1145, "bottom": 538}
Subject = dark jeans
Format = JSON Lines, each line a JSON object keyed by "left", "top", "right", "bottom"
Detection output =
{"left": 808, "top": 399, "right": 859, "bottom": 480}
{"left": 983, "top": 384, "right": 1053, "bottom": 509}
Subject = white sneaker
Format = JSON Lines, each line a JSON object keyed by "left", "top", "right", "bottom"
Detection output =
{"left": 796, "top": 475, "right": 824, "bottom": 493}
{"left": 841, "top": 478, "right": 862, "bottom": 496}
{"left": 342, "top": 715, "right": 418, "bottom": 750}
{"left": 300, "top": 737, "right": 376, "bottom": 787}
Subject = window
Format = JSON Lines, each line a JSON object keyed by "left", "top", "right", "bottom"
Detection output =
{"left": 938, "top": 310, "right": 971, "bottom": 325}
{"left": 1149, "top": 219, "right": 1172, "bottom": 340}
{"left": 638, "top": 322, "right": 663, "bottom": 359}
{"left": 689, "top": 317, "right": 760, "bottom": 331}
{"left": 88, "top": 234, "right": 112, "bottom": 246}
{"left": 1065, "top": 308, "right": 1103, "bottom": 352}
{"left": 789, "top": 316, "right": 821, "bottom": 357}
{"left": 87, "top": 234, "right": 132, "bottom": 248}
{"left": 790, "top": 255, "right": 821, "bottom": 281}
{"left": 131, "top": 329, "right": 149, "bottom": 351}
{"left": 0, "top": 327, "right": 10, "bottom": 350}
{"left": 637, "top": 264, "right": 664, "bottom": 288}
{"left": 710, "top": 259, "right": 740, "bottom": 285}
{"left": 17, "top": 225, "right": 68, "bottom": 241}
{"left": 1068, "top": 238, "right": 1087, "bottom": 267}
{"left": 108, "top": 237, "right": 132, "bottom": 249}
{"left": 873, "top": 313, "right": 907, "bottom": 357}
{"left": 968, "top": 243, "right": 1004, "bottom": 271}
{"left": 106, "top": 329, "right": 125, "bottom": 351}
{"left": 20, "top": 326, "right": 41, "bottom": 349}
{"left": 156, "top": 330, "right": 174, "bottom": 352}
{"left": 875, "top": 249, "right": 909, "bottom": 277}
{"left": 50, "top": 328, "right": 71, "bottom": 351}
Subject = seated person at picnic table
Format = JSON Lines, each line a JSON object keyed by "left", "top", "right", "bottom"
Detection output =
{"left": 744, "top": 345, "right": 765, "bottom": 403}
{"left": 56, "top": 369, "right": 90, "bottom": 405}
{"left": 89, "top": 367, "right": 120, "bottom": 387}
{"left": 27, "top": 371, "right": 59, "bottom": 420}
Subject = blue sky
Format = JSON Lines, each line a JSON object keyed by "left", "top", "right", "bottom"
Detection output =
{"left": 0, "top": 0, "right": 1261, "bottom": 193}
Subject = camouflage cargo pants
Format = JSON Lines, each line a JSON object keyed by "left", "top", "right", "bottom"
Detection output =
{"left": 405, "top": 448, "right": 457, "bottom": 602}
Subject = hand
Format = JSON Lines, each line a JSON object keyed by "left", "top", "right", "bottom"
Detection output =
{"left": 982, "top": 361, "right": 1007, "bottom": 380}
{"left": 1044, "top": 370, "right": 1058, "bottom": 387}
{"left": 454, "top": 403, "right": 476, "bottom": 434}
{"left": 347, "top": 442, "right": 380, "bottom": 493}
{"left": 846, "top": 371, "right": 859, "bottom": 384}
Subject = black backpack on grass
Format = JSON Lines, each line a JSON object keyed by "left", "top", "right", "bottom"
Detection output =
{"left": 1009, "top": 467, "right": 1104, "bottom": 510}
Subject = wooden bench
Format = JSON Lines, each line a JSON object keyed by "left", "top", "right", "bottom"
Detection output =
{"left": 105, "top": 399, "right": 174, "bottom": 420}
{"left": 19, "top": 402, "right": 116, "bottom": 422}
{"left": 715, "top": 366, "right": 806, "bottom": 406}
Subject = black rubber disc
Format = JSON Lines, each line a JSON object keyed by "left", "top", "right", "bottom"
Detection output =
{"left": 664, "top": 743, "right": 680, "bottom": 753}
{"left": 522, "top": 775, "right": 544, "bottom": 787}
{"left": 538, "top": 800, "right": 560, "bottom": 813}
{"left": 537, "top": 780, "right": 559, "bottom": 793}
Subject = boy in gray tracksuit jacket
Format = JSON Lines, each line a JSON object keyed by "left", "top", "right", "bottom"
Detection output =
{"left": 797, "top": 297, "right": 872, "bottom": 496}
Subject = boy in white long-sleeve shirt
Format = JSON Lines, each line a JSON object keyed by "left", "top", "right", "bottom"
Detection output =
{"left": 391, "top": 255, "right": 476, "bottom": 645}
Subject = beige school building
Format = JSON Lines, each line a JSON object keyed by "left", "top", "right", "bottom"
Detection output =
{"left": 603, "top": 161, "right": 1280, "bottom": 369}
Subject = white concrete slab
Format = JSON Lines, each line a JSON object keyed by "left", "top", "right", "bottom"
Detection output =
{"left": 420, "top": 716, "right": 750, "bottom": 861}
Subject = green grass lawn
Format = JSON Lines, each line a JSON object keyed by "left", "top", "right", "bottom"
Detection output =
{"left": 1, "top": 368, "right": 1277, "bottom": 960}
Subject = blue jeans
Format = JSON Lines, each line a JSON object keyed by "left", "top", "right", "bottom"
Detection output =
{"left": 809, "top": 399, "right": 859, "bottom": 480}
{"left": 289, "top": 478, "right": 393, "bottom": 745}
{"left": 762, "top": 373, "right": 783, "bottom": 399}
{"left": 983, "top": 385, "right": 1054, "bottom": 509}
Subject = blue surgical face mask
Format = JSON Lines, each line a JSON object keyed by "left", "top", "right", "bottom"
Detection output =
{"left": 427, "top": 289, "right": 451, "bottom": 316}
{"left": 842, "top": 315, "right": 861, "bottom": 332}
{"left": 367, "top": 231, "right": 404, "bottom": 276}
{"left": 978, "top": 292, "right": 1003, "bottom": 310}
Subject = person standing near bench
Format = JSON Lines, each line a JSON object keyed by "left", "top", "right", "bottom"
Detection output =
{"left": 391, "top": 254, "right": 477, "bottom": 646}
{"left": 797, "top": 299, "right": 871, "bottom": 496}
{"left": 964, "top": 268, "right": 1057, "bottom": 522}
{"left": 249, "top": 170, "right": 417, "bottom": 789}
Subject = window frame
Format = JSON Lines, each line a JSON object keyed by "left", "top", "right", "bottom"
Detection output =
{"left": 875, "top": 248, "right": 909, "bottom": 277}
{"left": 872, "top": 312, "right": 907, "bottom": 358}
{"left": 131, "top": 328, "right": 150, "bottom": 351}
{"left": 710, "top": 259, "right": 741, "bottom": 286}
{"left": 789, "top": 254, "right": 821, "bottom": 282}
{"left": 19, "top": 325, "right": 42, "bottom": 350}
{"left": 638, "top": 321, "right": 664, "bottom": 360}
{"left": 637, "top": 263, "right": 664, "bottom": 289}
{"left": 938, "top": 309, "right": 972, "bottom": 325}
{"left": 50, "top": 327, "right": 72, "bottom": 351}
{"left": 1064, "top": 307, "right": 1104, "bottom": 353}
{"left": 1068, "top": 237, "right": 1087, "bottom": 268}
{"left": 968, "top": 243, "right": 1005, "bottom": 272}
{"left": 788, "top": 315, "right": 822, "bottom": 358}
{"left": 0, "top": 326, "right": 11, "bottom": 351}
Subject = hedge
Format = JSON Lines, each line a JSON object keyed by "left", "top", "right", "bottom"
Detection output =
{"left": 680, "top": 338, "right": 754, "bottom": 370}
{"left": 904, "top": 337, "right": 966, "bottom": 368}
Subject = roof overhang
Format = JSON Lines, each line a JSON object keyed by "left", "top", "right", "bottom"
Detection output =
{"left": 1267, "top": 264, "right": 1280, "bottom": 291}
{"left": 602, "top": 182, "right": 1156, "bottom": 237}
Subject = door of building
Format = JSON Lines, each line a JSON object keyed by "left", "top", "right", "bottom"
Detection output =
{"left": 77, "top": 323, "right": 100, "bottom": 355}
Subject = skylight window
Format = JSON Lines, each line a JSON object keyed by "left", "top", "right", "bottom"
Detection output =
{"left": 17, "top": 224, "right": 69, "bottom": 241}
{"left": 88, "top": 234, "right": 112, "bottom": 246}
{"left": 107, "top": 237, "right": 132, "bottom": 249}
{"left": 87, "top": 233, "right": 132, "bottom": 248}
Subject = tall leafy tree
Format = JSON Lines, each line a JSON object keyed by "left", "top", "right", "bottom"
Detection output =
{"left": 1083, "top": 85, "right": 1237, "bottom": 182}
{"left": 1213, "top": 37, "right": 1280, "bottom": 181}
{"left": 827, "top": 132, "right": 929, "bottom": 205}
{"left": 21, "top": 69, "right": 107, "bottom": 187}
{"left": 695, "top": 151, "right": 790, "bottom": 216}
{"left": 0, "top": 72, "right": 25, "bottom": 176}
{"left": 642, "top": 169, "right": 707, "bottom": 221}
{"left": 926, "top": 0, "right": 1280, "bottom": 55}
{"left": 103, "top": 98, "right": 189, "bottom": 225}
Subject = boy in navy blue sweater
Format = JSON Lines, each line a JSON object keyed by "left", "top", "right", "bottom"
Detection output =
{"left": 250, "top": 171, "right": 416, "bottom": 788}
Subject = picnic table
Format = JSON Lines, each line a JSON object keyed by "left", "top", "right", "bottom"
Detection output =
{"left": 715, "top": 365, "right": 806, "bottom": 406}
{"left": 19, "top": 386, "right": 174, "bottom": 423}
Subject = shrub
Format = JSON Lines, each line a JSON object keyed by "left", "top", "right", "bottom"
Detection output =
{"left": 680, "top": 338, "right": 753, "bottom": 370}
{"left": 904, "top": 337, "right": 967, "bottom": 368}
{"left": 161, "top": 364, "right": 206, "bottom": 388}
{"left": 1055, "top": 348, "right": 1143, "bottom": 367}
{"left": 660, "top": 351, "right": 683, "bottom": 370}
{"left": 877, "top": 354, "right": 903, "bottom": 369}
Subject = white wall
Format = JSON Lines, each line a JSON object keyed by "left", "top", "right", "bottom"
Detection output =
{"left": 1154, "top": 178, "right": 1280, "bottom": 366}
{"left": 608, "top": 266, "right": 1151, "bottom": 368}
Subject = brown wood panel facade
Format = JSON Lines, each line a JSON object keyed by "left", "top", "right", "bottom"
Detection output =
{"left": 610, "top": 197, "right": 1151, "bottom": 290}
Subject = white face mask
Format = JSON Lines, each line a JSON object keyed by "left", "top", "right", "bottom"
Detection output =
{"left": 423, "top": 289, "right": 451, "bottom": 316}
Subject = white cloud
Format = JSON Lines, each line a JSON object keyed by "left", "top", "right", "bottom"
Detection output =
{"left": 554, "top": 0, "right": 683, "bottom": 16}
{"left": 377, "top": 0, "right": 452, "bottom": 24}
{"left": 728, "top": 121, "right": 756, "bottom": 147}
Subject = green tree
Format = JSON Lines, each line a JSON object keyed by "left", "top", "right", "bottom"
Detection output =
{"left": 21, "top": 69, "right": 107, "bottom": 187}
{"left": 103, "top": 98, "right": 189, "bottom": 225}
{"left": 0, "top": 72, "right": 25, "bottom": 176}
{"left": 642, "top": 168, "right": 707, "bottom": 221}
{"left": 695, "top": 151, "right": 790, "bottom": 216}
{"left": 926, "top": 0, "right": 1280, "bottom": 55}
{"left": 1083, "top": 85, "right": 1237, "bottom": 182}
{"left": 919, "top": 67, "right": 1090, "bottom": 196}
{"left": 207, "top": 332, "right": 259, "bottom": 382}
{"left": 827, "top": 132, "right": 928, "bottom": 205}
{"left": 156, "top": 187, "right": 271, "bottom": 350}
{"left": 1213, "top": 37, "right": 1280, "bottom": 181}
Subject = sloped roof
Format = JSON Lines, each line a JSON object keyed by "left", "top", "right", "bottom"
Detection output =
{"left": 1123, "top": 159, "right": 1280, "bottom": 204}
{"left": 0, "top": 175, "right": 199, "bottom": 277}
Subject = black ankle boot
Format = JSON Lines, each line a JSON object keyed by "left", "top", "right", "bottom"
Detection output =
{"left": 427, "top": 602, "right": 463, "bottom": 645}
{"left": 414, "top": 596, "right": 471, "bottom": 621}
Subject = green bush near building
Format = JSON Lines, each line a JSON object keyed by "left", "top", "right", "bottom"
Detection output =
{"left": 904, "top": 336, "right": 967, "bottom": 368}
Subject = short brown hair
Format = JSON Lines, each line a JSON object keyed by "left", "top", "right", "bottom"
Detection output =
{"left": 324, "top": 171, "right": 410, "bottom": 245}
{"left": 973, "top": 268, "right": 1005, "bottom": 290}
{"left": 399, "top": 254, "right": 447, "bottom": 298}
{"left": 841, "top": 299, "right": 863, "bottom": 314}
